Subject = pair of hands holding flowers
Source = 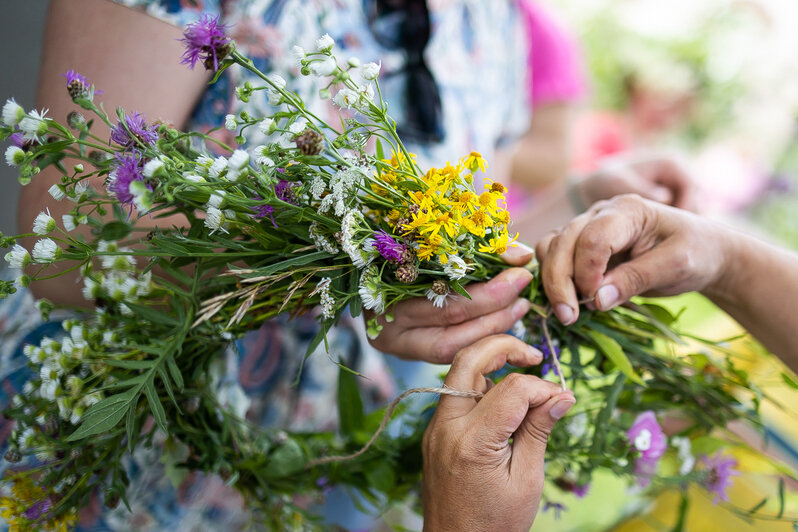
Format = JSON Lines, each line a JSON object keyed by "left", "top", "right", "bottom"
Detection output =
{"left": 373, "top": 156, "right": 798, "bottom": 531}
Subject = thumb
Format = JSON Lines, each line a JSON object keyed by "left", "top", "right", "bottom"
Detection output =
{"left": 596, "top": 242, "right": 682, "bottom": 309}
{"left": 623, "top": 177, "right": 673, "bottom": 205}
{"left": 511, "top": 393, "right": 575, "bottom": 475}
{"left": 500, "top": 242, "right": 534, "bottom": 266}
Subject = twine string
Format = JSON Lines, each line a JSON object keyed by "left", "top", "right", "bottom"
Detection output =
{"left": 305, "top": 385, "right": 483, "bottom": 468}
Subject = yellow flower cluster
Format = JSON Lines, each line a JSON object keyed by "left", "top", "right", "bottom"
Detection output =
{"left": 373, "top": 151, "right": 517, "bottom": 262}
{"left": 0, "top": 474, "right": 77, "bottom": 532}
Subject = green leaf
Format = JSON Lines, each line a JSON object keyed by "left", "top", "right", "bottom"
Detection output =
{"left": 263, "top": 439, "right": 306, "bottom": 478}
{"left": 124, "top": 303, "right": 181, "bottom": 327}
{"left": 166, "top": 357, "right": 184, "bottom": 391}
{"left": 68, "top": 390, "right": 137, "bottom": 441}
{"left": 375, "top": 138, "right": 385, "bottom": 160}
{"left": 144, "top": 379, "right": 168, "bottom": 432}
{"left": 586, "top": 330, "right": 644, "bottom": 385}
{"left": 157, "top": 366, "right": 179, "bottom": 409}
{"left": 364, "top": 460, "right": 396, "bottom": 493}
{"left": 779, "top": 477, "right": 785, "bottom": 518}
{"left": 449, "top": 280, "right": 472, "bottom": 300}
{"left": 781, "top": 372, "right": 798, "bottom": 390}
{"left": 748, "top": 497, "right": 768, "bottom": 515}
{"left": 641, "top": 302, "right": 678, "bottom": 326}
{"left": 338, "top": 368, "right": 364, "bottom": 436}
{"left": 258, "top": 251, "right": 332, "bottom": 276}
{"left": 102, "top": 359, "right": 154, "bottom": 370}
{"left": 100, "top": 221, "right": 132, "bottom": 241}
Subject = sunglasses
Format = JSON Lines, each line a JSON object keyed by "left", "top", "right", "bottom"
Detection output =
{"left": 369, "top": 0, "right": 445, "bottom": 143}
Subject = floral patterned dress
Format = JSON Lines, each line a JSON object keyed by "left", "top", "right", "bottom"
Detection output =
{"left": 1, "top": 1, "right": 531, "bottom": 529}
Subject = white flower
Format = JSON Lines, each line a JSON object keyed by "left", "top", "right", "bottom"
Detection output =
{"left": 129, "top": 181, "right": 153, "bottom": 212}
{"left": 195, "top": 155, "right": 213, "bottom": 169}
{"left": 361, "top": 61, "right": 381, "bottom": 80}
{"left": 565, "top": 412, "right": 588, "bottom": 440}
{"left": 671, "top": 436, "right": 696, "bottom": 476}
{"left": 315, "top": 33, "right": 335, "bottom": 52}
{"left": 358, "top": 265, "right": 384, "bottom": 313}
{"left": 224, "top": 114, "right": 238, "bottom": 130}
{"left": 82, "top": 277, "right": 101, "bottom": 301}
{"left": 32, "top": 210, "right": 56, "bottom": 235}
{"left": 204, "top": 206, "right": 226, "bottom": 233}
{"left": 257, "top": 118, "right": 275, "bottom": 135}
{"left": 137, "top": 271, "right": 152, "bottom": 297}
{"left": 425, "top": 288, "right": 449, "bottom": 308}
{"left": 309, "top": 222, "right": 339, "bottom": 254}
{"left": 292, "top": 45, "right": 306, "bottom": 66}
{"left": 347, "top": 57, "right": 361, "bottom": 68}
{"left": 62, "top": 214, "right": 77, "bottom": 232}
{"left": 48, "top": 184, "right": 66, "bottom": 201}
{"left": 208, "top": 156, "right": 228, "bottom": 178}
{"left": 310, "top": 56, "right": 338, "bottom": 77}
{"left": 71, "top": 180, "right": 89, "bottom": 202}
{"left": 267, "top": 74, "right": 287, "bottom": 90}
{"left": 183, "top": 173, "right": 205, "bottom": 183}
{"left": 315, "top": 277, "right": 335, "bottom": 320}
{"left": 19, "top": 109, "right": 49, "bottom": 142}
{"left": 309, "top": 176, "right": 326, "bottom": 199}
{"left": 217, "top": 381, "right": 251, "bottom": 419}
{"left": 18, "top": 427, "right": 36, "bottom": 450}
{"left": 253, "top": 146, "right": 274, "bottom": 167}
{"left": 98, "top": 240, "right": 136, "bottom": 271}
{"left": 288, "top": 120, "right": 307, "bottom": 135}
{"left": 2, "top": 98, "right": 25, "bottom": 126}
{"left": 142, "top": 158, "right": 165, "bottom": 178}
{"left": 228, "top": 149, "right": 250, "bottom": 170}
{"left": 32, "top": 238, "right": 60, "bottom": 263}
{"left": 207, "top": 191, "right": 225, "bottom": 209}
{"left": 5, "top": 145, "right": 24, "bottom": 167}
{"left": 443, "top": 254, "right": 471, "bottom": 280}
{"left": 5, "top": 243, "right": 31, "bottom": 269}
{"left": 73, "top": 163, "right": 84, "bottom": 173}
{"left": 333, "top": 88, "right": 359, "bottom": 109}
{"left": 358, "top": 83, "right": 375, "bottom": 106}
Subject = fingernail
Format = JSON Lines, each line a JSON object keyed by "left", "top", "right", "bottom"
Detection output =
{"left": 554, "top": 304, "right": 575, "bottom": 325}
{"left": 502, "top": 242, "right": 534, "bottom": 260}
{"left": 596, "top": 284, "right": 619, "bottom": 310}
{"left": 512, "top": 298, "right": 531, "bottom": 319}
{"left": 549, "top": 398, "right": 576, "bottom": 420}
{"left": 511, "top": 269, "right": 533, "bottom": 291}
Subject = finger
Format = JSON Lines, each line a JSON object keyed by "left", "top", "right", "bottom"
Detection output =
{"left": 439, "top": 335, "right": 542, "bottom": 418}
{"left": 389, "top": 268, "right": 533, "bottom": 328}
{"left": 468, "top": 373, "right": 566, "bottom": 447}
{"left": 640, "top": 159, "right": 695, "bottom": 210}
{"left": 374, "top": 297, "right": 532, "bottom": 363}
{"left": 596, "top": 239, "right": 690, "bottom": 310}
{"left": 571, "top": 204, "right": 646, "bottom": 298}
{"left": 510, "top": 391, "right": 576, "bottom": 478}
{"left": 538, "top": 213, "right": 594, "bottom": 325}
{"left": 534, "top": 231, "right": 556, "bottom": 265}
{"left": 500, "top": 241, "right": 534, "bottom": 266}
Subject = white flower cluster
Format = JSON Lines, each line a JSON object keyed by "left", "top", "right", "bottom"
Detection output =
{"left": 3, "top": 98, "right": 50, "bottom": 143}
{"left": 315, "top": 277, "right": 335, "bottom": 320}
{"left": 309, "top": 221, "right": 339, "bottom": 254}
{"left": 340, "top": 209, "right": 377, "bottom": 269}
{"left": 442, "top": 254, "right": 471, "bottom": 281}
{"left": 358, "top": 265, "right": 384, "bottom": 313}
{"left": 319, "top": 168, "right": 364, "bottom": 217}
{"left": 670, "top": 436, "right": 695, "bottom": 476}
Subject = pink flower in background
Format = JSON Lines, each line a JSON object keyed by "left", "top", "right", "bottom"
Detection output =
{"left": 627, "top": 411, "right": 667, "bottom": 486}
{"left": 701, "top": 451, "right": 740, "bottom": 503}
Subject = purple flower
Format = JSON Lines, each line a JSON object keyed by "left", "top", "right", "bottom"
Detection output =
{"left": 108, "top": 153, "right": 147, "bottom": 206}
{"left": 252, "top": 195, "right": 278, "bottom": 228}
{"left": 627, "top": 411, "right": 667, "bottom": 486}
{"left": 9, "top": 132, "right": 24, "bottom": 148}
{"left": 701, "top": 451, "right": 740, "bottom": 503}
{"left": 180, "top": 14, "right": 231, "bottom": 71}
{"left": 110, "top": 112, "right": 158, "bottom": 148}
{"left": 534, "top": 341, "right": 561, "bottom": 377}
{"left": 24, "top": 497, "right": 52, "bottom": 521}
{"left": 542, "top": 501, "right": 566, "bottom": 520}
{"left": 573, "top": 484, "right": 590, "bottom": 498}
{"left": 373, "top": 230, "right": 407, "bottom": 263}
{"left": 274, "top": 179, "right": 297, "bottom": 204}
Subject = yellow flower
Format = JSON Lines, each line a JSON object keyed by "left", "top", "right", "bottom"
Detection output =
{"left": 417, "top": 233, "right": 444, "bottom": 261}
{"left": 477, "top": 191, "right": 500, "bottom": 215}
{"left": 463, "top": 210, "right": 491, "bottom": 237}
{"left": 463, "top": 151, "right": 487, "bottom": 173}
{"left": 478, "top": 231, "right": 518, "bottom": 255}
{"left": 420, "top": 211, "right": 458, "bottom": 240}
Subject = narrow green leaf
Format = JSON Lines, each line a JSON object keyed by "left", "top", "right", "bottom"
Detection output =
{"left": 166, "top": 357, "right": 184, "bottom": 391}
{"left": 337, "top": 368, "right": 364, "bottom": 436}
{"left": 671, "top": 493, "right": 689, "bottom": 532}
{"left": 67, "top": 390, "right": 137, "bottom": 441}
{"left": 124, "top": 303, "right": 181, "bottom": 326}
{"left": 586, "top": 330, "right": 644, "bottom": 385}
{"left": 779, "top": 478, "right": 785, "bottom": 518}
{"left": 99, "top": 221, "right": 131, "bottom": 241}
{"left": 781, "top": 372, "right": 798, "bottom": 390}
{"left": 144, "top": 379, "right": 168, "bottom": 432}
{"left": 748, "top": 497, "right": 768, "bottom": 515}
{"left": 375, "top": 138, "right": 385, "bottom": 160}
{"left": 102, "top": 359, "right": 154, "bottom": 370}
{"left": 449, "top": 280, "right": 472, "bottom": 300}
{"left": 258, "top": 251, "right": 333, "bottom": 276}
{"left": 125, "top": 397, "right": 138, "bottom": 453}
{"left": 156, "top": 366, "right": 179, "bottom": 409}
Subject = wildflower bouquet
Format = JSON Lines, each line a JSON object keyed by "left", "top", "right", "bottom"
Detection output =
{"left": 0, "top": 16, "right": 796, "bottom": 531}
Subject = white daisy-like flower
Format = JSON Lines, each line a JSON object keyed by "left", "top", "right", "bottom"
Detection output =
{"left": 425, "top": 288, "right": 449, "bottom": 308}
{"left": 5, "top": 145, "right": 24, "bottom": 167}
{"left": 358, "top": 265, "right": 384, "bottom": 313}
{"left": 66, "top": 375, "right": 83, "bottom": 395}
{"left": 358, "top": 84, "right": 375, "bottom": 107}
{"left": 333, "top": 88, "right": 359, "bottom": 109}
{"left": 18, "top": 427, "right": 36, "bottom": 450}
{"left": 70, "top": 405, "right": 85, "bottom": 425}
{"left": 70, "top": 324, "right": 87, "bottom": 346}
{"left": 14, "top": 274, "right": 30, "bottom": 289}
{"left": 40, "top": 337, "right": 58, "bottom": 355}
{"left": 204, "top": 206, "right": 226, "bottom": 233}
{"left": 102, "top": 330, "right": 117, "bottom": 344}
{"left": 142, "top": 158, "right": 165, "bottom": 178}
{"left": 208, "top": 156, "right": 228, "bottom": 178}
{"left": 19, "top": 108, "right": 49, "bottom": 142}
{"left": 5, "top": 243, "right": 31, "bottom": 269}
{"left": 257, "top": 118, "right": 275, "bottom": 135}
{"left": 195, "top": 155, "right": 214, "bottom": 170}
{"left": 224, "top": 114, "right": 238, "bottom": 130}
{"left": 443, "top": 254, "right": 471, "bottom": 280}
{"left": 228, "top": 149, "right": 250, "bottom": 170}
{"left": 267, "top": 73, "right": 287, "bottom": 90}
{"left": 62, "top": 214, "right": 77, "bottom": 232}
{"left": 310, "top": 56, "right": 338, "bottom": 77}
{"left": 361, "top": 61, "right": 381, "bottom": 80}
{"left": 183, "top": 173, "right": 205, "bottom": 183}
{"left": 253, "top": 146, "right": 274, "bottom": 167}
{"left": 71, "top": 180, "right": 89, "bottom": 202}
{"left": 32, "top": 238, "right": 60, "bottom": 263}
{"left": 32, "top": 209, "right": 56, "bottom": 235}
{"left": 288, "top": 120, "right": 307, "bottom": 135}
{"left": 41, "top": 362, "right": 62, "bottom": 384}
{"left": 82, "top": 276, "right": 101, "bottom": 300}
{"left": 48, "top": 184, "right": 66, "bottom": 201}
{"left": 207, "top": 191, "right": 225, "bottom": 209}
{"left": 98, "top": 240, "right": 136, "bottom": 271}
{"left": 292, "top": 45, "right": 306, "bottom": 66}
{"left": 315, "top": 33, "right": 335, "bottom": 52}
{"left": 2, "top": 98, "right": 25, "bottom": 126}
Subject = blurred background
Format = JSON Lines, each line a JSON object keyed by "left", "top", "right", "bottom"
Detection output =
{"left": 4, "top": 0, "right": 798, "bottom": 530}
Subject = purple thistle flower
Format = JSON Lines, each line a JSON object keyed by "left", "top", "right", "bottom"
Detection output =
{"left": 180, "top": 14, "right": 231, "bottom": 71}
{"left": 252, "top": 195, "right": 278, "bottom": 228}
{"left": 110, "top": 112, "right": 158, "bottom": 148}
{"left": 373, "top": 230, "right": 407, "bottom": 263}
{"left": 63, "top": 70, "right": 89, "bottom": 87}
{"left": 274, "top": 179, "right": 297, "bottom": 205}
{"left": 9, "top": 132, "right": 24, "bottom": 148}
{"left": 701, "top": 451, "right": 740, "bottom": 503}
{"left": 627, "top": 411, "right": 667, "bottom": 487}
{"left": 24, "top": 497, "right": 52, "bottom": 521}
{"left": 108, "top": 153, "right": 148, "bottom": 206}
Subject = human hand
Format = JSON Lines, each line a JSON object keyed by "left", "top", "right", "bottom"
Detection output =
{"left": 576, "top": 154, "right": 696, "bottom": 212}
{"left": 422, "top": 335, "right": 575, "bottom": 532}
{"left": 367, "top": 245, "right": 535, "bottom": 364}
{"left": 536, "top": 194, "right": 731, "bottom": 325}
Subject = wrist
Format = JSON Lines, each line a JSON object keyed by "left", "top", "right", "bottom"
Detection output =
{"left": 702, "top": 224, "right": 751, "bottom": 308}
